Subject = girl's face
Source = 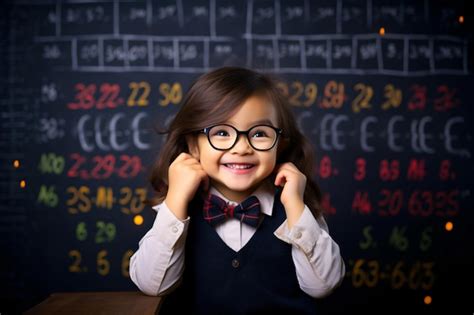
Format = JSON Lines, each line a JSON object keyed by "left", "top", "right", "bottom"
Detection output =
{"left": 187, "top": 95, "right": 280, "bottom": 203}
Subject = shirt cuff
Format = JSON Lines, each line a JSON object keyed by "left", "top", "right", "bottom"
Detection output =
{"left": 274, "top": 205, "right": 323, "bottom": 255}
{"left": 150, "top": 201, "right": 190, "bottom": 249}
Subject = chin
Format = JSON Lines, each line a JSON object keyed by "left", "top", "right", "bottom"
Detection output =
{"left": 237, "top": 180, "right": 265, "bottom": 192}
{"left": 217, "top": 180, "right": 258, "bottom": 193}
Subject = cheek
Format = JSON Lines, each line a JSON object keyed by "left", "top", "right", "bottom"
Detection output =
{"left": 261, "top": 153, "right": 277, "bottom": 170}
{"left": 196, "top": 139, "right": 217, "bottom": 165}
{"left": 200, "top": 151, "right": 222, "bottom": 169}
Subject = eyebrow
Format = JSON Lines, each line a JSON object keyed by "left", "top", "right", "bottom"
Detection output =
{"left": 226, "top": 119, "right": 275, "bottom": 127}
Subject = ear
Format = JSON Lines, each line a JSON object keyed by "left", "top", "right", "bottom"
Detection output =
{"left": 185, "top": 134, "right": 200, "bottom": 160}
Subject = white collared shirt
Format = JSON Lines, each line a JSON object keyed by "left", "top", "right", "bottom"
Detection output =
{"left": 130, "top": 180, "right": 345, "bottom": 298}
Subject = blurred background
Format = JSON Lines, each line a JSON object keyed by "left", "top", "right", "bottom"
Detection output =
{"left": 0, "top": 0, "right": 473, "bottom": 314}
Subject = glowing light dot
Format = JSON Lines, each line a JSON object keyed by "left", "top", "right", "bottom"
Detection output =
{"left": 20, "top": 180, "right": 26, "bottom": 188}
{"left": 424, "top": 295, "right": 432, "bottom": 305}
{"left": 458, "top": 16, "right": 464, "bottom": 23}
{"left": 13, "top": 160, "right": 20, "bottom": 168}
{"left": 379, "top": 27, "right": 385, "bottom": 36}
{"left": 134, "top": 215, "right": 144, "bottom": 226}
{"left": 445, "top": 221, "right": 453, "bottom": 231}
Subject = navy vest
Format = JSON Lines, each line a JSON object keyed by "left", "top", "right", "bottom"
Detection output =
{"left": 159, "top": 189, "right": 317, "bottom": 315}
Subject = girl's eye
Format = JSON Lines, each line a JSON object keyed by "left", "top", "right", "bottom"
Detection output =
{"left": 252, "top": 130, "right": 268, "bottom": 138}
{"left": 213, "top": 130, "right": 229, "bottom": 137}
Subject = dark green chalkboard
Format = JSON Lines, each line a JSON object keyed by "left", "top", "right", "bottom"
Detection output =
{"left": 0, "top": 0, "right": 472, "bottom": 314}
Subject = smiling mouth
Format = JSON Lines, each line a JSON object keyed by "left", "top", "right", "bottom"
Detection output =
{"left": 224, "top": 163, "right": 255, "bottom": 170}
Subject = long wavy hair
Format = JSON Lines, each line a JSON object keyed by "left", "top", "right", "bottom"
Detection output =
{"left": 148, "top": 67, "right": 324, "bottom": 218}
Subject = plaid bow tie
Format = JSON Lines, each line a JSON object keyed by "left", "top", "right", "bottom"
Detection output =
{"left": 203, "top": 194, "right": 261, "bottom": 227}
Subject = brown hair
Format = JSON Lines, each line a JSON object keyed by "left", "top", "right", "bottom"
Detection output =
{"left": 148, "top": 67, "right": 324, "bottom": 218}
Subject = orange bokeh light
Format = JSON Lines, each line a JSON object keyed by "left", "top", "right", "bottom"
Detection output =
{"left": 134, "top": 215, "right": 144, "bottom": 226}
{"left": 424, "top": 295, "right": 432, "bottom": 305}
{"left": 445, "top": 221, "right": 453, "bottom": 231}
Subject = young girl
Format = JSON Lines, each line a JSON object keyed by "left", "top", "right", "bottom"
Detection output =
{"left": 130, "top": 67, "right": 345, "bottom": 314}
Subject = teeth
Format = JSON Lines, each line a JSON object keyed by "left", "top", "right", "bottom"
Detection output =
{"left": 226, "top": 164, "right": 253, "bottom": 169}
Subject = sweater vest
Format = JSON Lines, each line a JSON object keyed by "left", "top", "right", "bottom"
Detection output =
{"left": 159, "top": 189, "right": 317, "bottom": 315}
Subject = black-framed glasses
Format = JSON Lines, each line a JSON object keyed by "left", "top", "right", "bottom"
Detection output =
{"left": 198, "top": 124, "right": 283, "bottom": 151}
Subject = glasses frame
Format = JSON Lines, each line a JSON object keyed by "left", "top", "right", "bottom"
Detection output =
{"left": 197, "top": 123, "right": 283, "bottom": 151}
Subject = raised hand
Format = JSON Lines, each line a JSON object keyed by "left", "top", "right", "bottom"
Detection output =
{"left": 274, "top": 162, "right": 306, "bottom": 228}
{"left": 165, "top": 153, "right": 210, "bottom": 220}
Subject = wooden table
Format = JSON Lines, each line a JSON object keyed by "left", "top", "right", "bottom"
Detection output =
{"left": 24, "top": 291, "right": 162, "bottom": 315}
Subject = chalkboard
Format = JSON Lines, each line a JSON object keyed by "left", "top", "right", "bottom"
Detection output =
{"left": 1, "top": 0, "right": 473, "bottom": 314}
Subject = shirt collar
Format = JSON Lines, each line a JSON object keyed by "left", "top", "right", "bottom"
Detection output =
{"left": 208, "top": 179, "right": 276, "bottom": 216}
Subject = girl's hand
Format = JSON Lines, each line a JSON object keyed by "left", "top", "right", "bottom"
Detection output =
{"left": 165, "top": 153, "right": 210, "bottom": 220}
{"left": 273, "top": 162, "right": 306, "bottom": 228}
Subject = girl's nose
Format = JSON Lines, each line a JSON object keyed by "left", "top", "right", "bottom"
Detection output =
{"left": 230, "top": 134, "right": 253, "bottom": 153}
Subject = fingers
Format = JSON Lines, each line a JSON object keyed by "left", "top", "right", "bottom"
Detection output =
{"left": 172, "top": 152, "right": 209, "bottom": 188}
{"left": 273, "top": 162, "right": 301, "bottom": 186}
{"left": 176, "top": 152, "right": 201, "bottom": 163}
{"left": 175, "top": 152, "right": 192, "bottom": 162}
{"left": 274, "top": 162, "right": 297, "bottom": 172}
{"left": 274, "top": 168, "right": 288, "bottom": 187}
{"left": 175, "top": 153, "right": 202, "bottom": 168}
{"left": 186, "top": 158, "right": 209, "bottom": 191}
{"left": 274, "top": 165, "right": 290, "bottom": 186}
